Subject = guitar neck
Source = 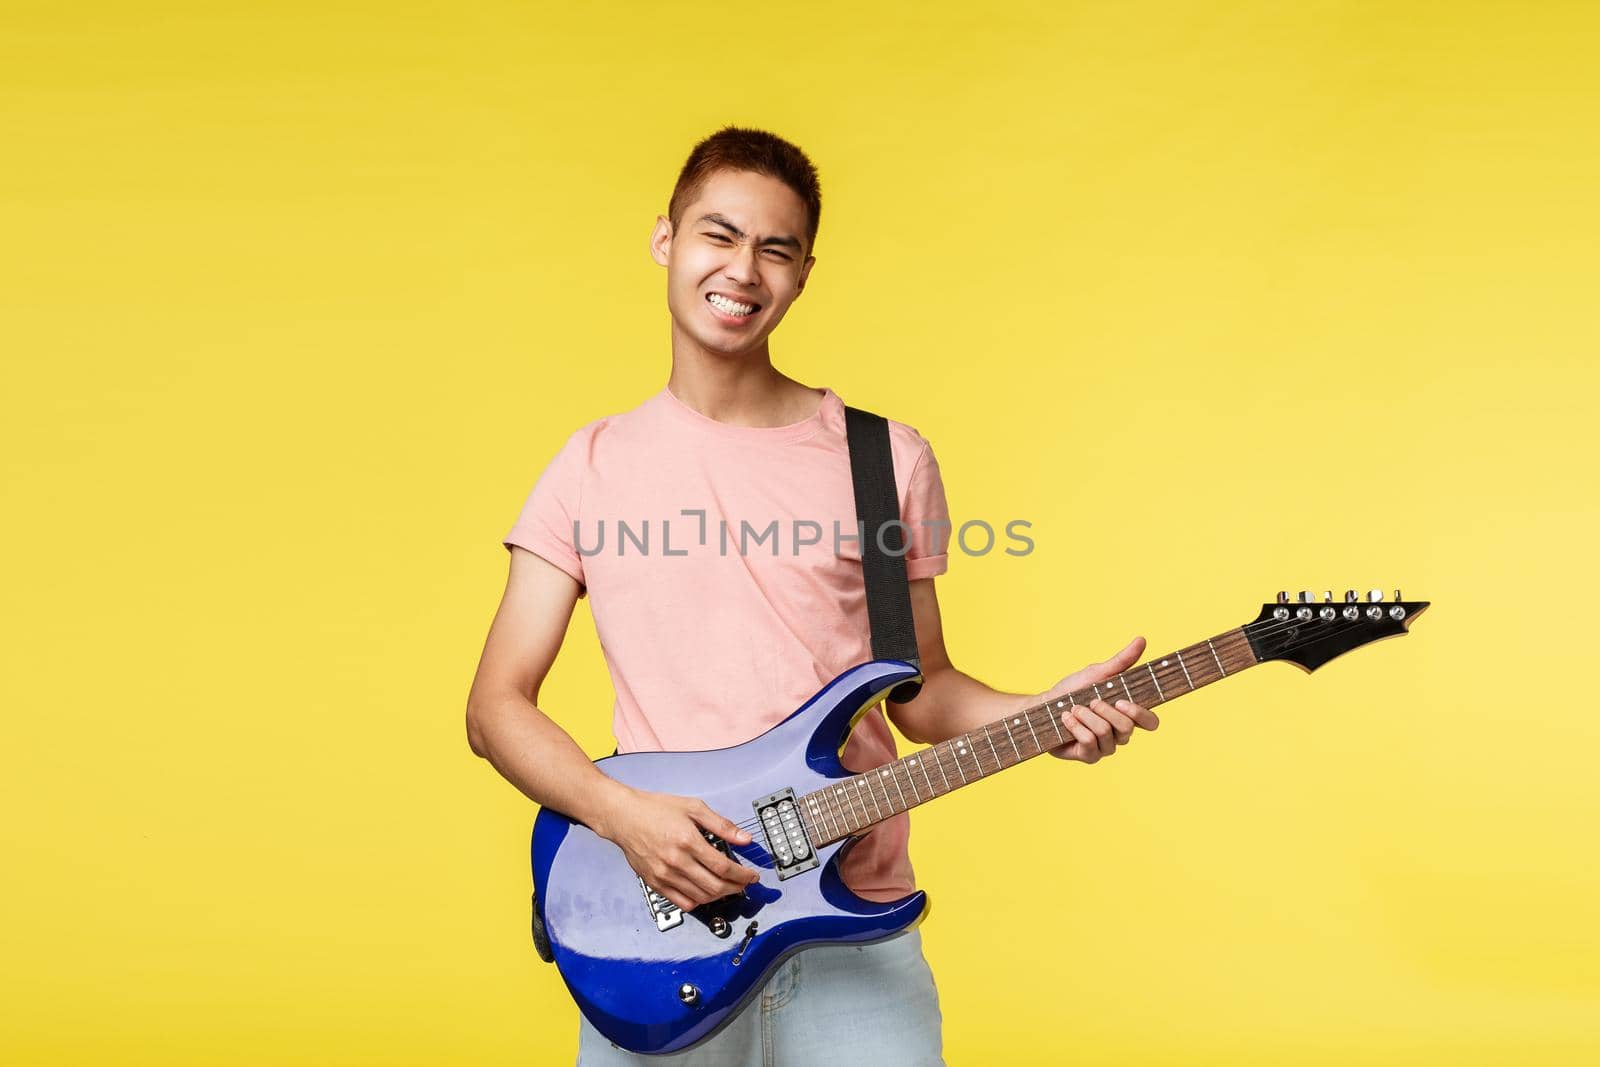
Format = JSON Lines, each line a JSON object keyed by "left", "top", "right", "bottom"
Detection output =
{"left": 800, "top": 627, "right": 1261, "bottom": 846}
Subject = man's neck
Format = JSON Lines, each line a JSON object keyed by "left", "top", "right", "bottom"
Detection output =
{"left": 666, "top": 343, "right": 822, "bottom": 429}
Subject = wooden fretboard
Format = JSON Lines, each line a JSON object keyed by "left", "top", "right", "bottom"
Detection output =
{"left": 798, "top": 628, "right": 1259, "bottom": 845}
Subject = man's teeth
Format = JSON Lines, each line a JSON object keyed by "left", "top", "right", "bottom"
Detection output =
{"left": 707, "top": 293, "right": 756, "bottom": 316}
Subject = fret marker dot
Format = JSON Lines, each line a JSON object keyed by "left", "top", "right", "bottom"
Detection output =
{"left": 1161, "top": 660, "right": 1169, "bottom": 666}
{"left": 1056, "top": 701, "right": 1064, "bottom": 708}
{"left": 909, "top": 758, "right": 917, "bottom": 765}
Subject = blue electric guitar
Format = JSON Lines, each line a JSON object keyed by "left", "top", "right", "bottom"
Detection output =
{"left": 530, "top": 590, "right": 1429, "bottom": 1055}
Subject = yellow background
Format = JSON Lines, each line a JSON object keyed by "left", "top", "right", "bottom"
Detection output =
{"left": 4, "top": 2, "right": 1596, "bottom": 1063}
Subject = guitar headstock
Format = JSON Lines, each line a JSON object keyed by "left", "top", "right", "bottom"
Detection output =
{"left": 1245, "top": 589, "right": 1430, "bottom": 672}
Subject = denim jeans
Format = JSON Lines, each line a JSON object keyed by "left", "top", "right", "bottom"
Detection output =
{"left": 576, "top": 928, "right": 945, "bottom": 1067}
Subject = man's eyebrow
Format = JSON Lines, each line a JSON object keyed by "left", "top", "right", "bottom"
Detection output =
{"left": 696, "top": 213, "right": 804, "bottom": 252}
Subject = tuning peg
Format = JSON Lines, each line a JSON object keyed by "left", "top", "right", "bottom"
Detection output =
{"left": 1394, "top": 588, "right": 1402, "bottom": 601}
{"left": 1323, "top": 590, "right": 1333, "bottom": 603}
{"left": 1345, "top": 590, "right": 1358, "bottom": 603}
{"left": 1276, "top": 591, "right": 1288, "bottom": 604}
{"left": 1367, "top": 588, "right": 1383, "bottom": 603}
{"left": 1299, "top": 591, "right": 1316, "bottom": 604}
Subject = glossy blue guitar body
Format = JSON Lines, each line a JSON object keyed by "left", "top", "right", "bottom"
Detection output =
{"left": 530, "top": 659, "right": 927, "bottom": 1056}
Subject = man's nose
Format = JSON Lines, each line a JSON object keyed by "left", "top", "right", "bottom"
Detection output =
{"left": 722, "top": 244, "right": 760, "bottom": 286}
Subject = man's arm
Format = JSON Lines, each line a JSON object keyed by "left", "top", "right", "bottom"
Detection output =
{"left": 466, "top": 547, "right": 757, "bottom": 910}
{"left": 885, "top": 578, "right": 1160, "bottom": 764}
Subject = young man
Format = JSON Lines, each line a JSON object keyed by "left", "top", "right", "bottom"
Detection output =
{"left": 466, "top": 126, "right": 1159, "bottom": 1065}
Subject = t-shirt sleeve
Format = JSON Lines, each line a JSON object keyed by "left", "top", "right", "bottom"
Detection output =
{"left": 902, "top": 437, "right": 951, "bottom": 582}
{"left": 503, "top": 430, "right": 588, "bottom": 597}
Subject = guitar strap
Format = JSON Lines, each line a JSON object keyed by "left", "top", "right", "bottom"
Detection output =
{"left": 843, "top": 405, "right": 923, "bottom": 704}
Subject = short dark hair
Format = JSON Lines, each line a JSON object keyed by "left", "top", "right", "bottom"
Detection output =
{"left": 668, "top": 126, "right": 822, "bottom": 254}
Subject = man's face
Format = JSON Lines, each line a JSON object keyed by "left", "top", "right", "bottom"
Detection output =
{"left": 650, "top": 168, "right": 815, "bottom": 357}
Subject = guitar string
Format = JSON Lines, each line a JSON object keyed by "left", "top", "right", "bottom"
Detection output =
{"left": 728, "top": 610, "right": 1387, "bottom": 840}
{"left": 741, "top": 610, "right": 1405, "bottom": 843}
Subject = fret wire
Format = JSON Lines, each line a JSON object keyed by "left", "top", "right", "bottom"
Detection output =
{"left": 821, "top": 791, "right": 838, "bottom": 839}
{"left": 1030, "top": 710, "right": 1056, "bottom": 751}
{"left": 861, "top": 772, "right": 881, "bottom": 817}
{"left": 1146, "top": 663, "right": 1166, "bottom": 701}
{"left": 1002, "top": 718, "right": 1022, "bottom": 761}
{"left": 835, "top": 785, "right": 856, "bottom": 834}
{"left": 855, "top": 777, "right": 880, "bottom": 822}
{"left": 900, "top": 759, "right": 921, "bottom": 805}
{"left": 1042, "top": 704, "right": 1063, "bottom": 747}
{"left": 814, "top": 790, "right": 834, "bottom": 838}
{"left": 860, "top": 771, "right": 880, "bottom": 816}
{"left": 1176, "top": 650, "right": 1195, "bottom": 690}
{"left": 949, "top": 739, "right": 968, "bottom": 783}
{"left": 887, "top": 764, "right": 908, "bottom": 811}
{"left": 982, "top": 724, "right": 1002, "bottom": 769}
{"left": 812, "top": 795, "right": 834, "bottom": 841}
{"left": 868, "top": 769, "right": 891, "bottom": 817}
{"left": 838, "top": 783, "right": 864, "bottom": 831}
{"left": 878, "top": 767, "right": 898, "bottom": 814}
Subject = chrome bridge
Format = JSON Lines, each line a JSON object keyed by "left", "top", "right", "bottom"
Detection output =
{"left": 640, "top": 828, "right": 743, "bottom": 932}
{"left": 639, "top": 876, "right": 684, "bottom": 932}
{"left": 752, "top": 787, "right": 817, "bottom": 880}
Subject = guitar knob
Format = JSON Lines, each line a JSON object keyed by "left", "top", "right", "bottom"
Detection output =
{"left": 1276, "top": 591, "right": 1288, "bottom": 604}
{"left": 1298, "top": 591, "right": 1316, "bottom": 604}
{"left": 679, "top": 983, "right": 700, "bottom": 1005}
{"left": 1345, "top": 590, "right": 1358, "bottom": 603}
{"left": 1368, "top": 588, "right": 1383, "bottom": 603}
{"left": 1322, "top": 590, "right": 1333, "bottom": 603}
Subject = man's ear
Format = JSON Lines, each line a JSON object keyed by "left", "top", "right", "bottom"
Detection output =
{"left": 795, "top": 253, "right": 816, "bottom": 296}
{"left": 648, "top": 215, "right": 673, "bottom": 267}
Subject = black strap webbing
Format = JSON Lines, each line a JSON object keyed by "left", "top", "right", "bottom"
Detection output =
{"left": 843, "top": 405, "right": 922, "bottom": 704}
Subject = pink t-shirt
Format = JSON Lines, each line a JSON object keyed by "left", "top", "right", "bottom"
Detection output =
{"left": 504, "top": 384, "right": 950, "bottom": 901}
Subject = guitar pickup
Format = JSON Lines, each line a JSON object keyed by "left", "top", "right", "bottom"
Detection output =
{"left": 752, "top": 788, "right": 819, "bottom": 881}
